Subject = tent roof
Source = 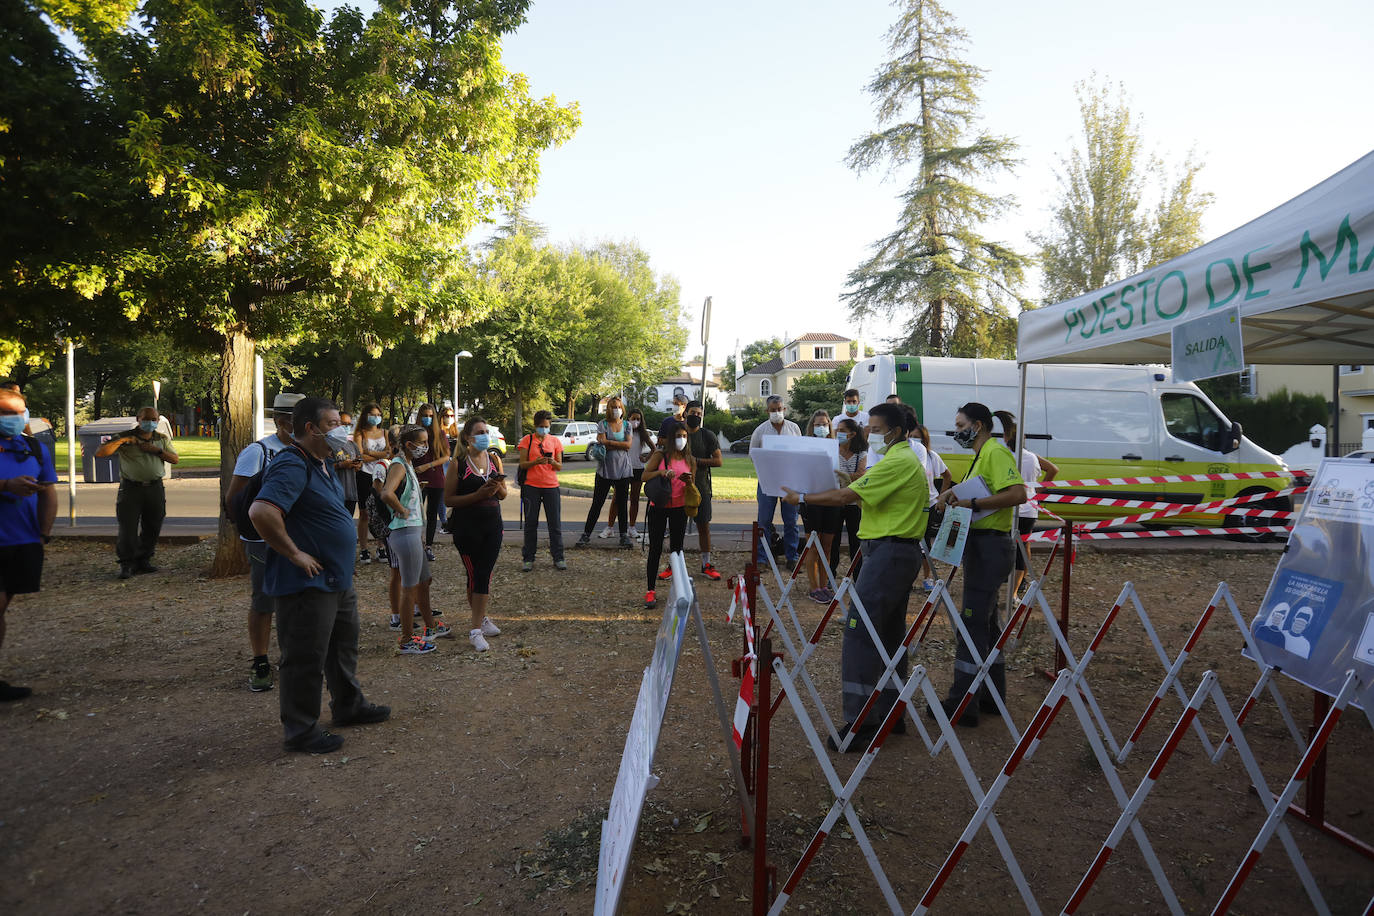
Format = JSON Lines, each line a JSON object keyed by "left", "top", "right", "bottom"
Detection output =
{"left": 1018, "top": 150, "right": 1374, "bottom": 366}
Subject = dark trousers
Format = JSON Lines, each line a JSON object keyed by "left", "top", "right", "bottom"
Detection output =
{"left": 583, "top": 474, "right": 630, "bottom": 536}
{"left": 841, "top": 538, "right": 923, "bottom": 724}
{"left": 115, "top": 479, "right": 165, "bottom": 565}
{"left": 423, "top": 486, "right": 445, "bottom": 546}
{"left": 838, "top": 504, "right": 862, "bottom": 565}
{"left": 274, "top": 586, "right": 365, "bottom": 746}
{"left": 646, "top": 504, "right": 687, "bottom": 590}
{"left": 521, "top": 485, "right": 564, "bottom": 562}
{"left": 949, "top": 532, "right": 1016, "bottom": 705}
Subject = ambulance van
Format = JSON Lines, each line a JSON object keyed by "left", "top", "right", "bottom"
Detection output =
{"left": 847, "top": 356, "right": 1292, "bottom": 525}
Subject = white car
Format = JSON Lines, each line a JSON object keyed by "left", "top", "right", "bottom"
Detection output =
{"left": 550, "top": 420, "right": 599, "bottom": 460}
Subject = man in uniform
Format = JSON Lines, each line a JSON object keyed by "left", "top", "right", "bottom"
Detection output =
{"left": 95, "top": 406, "right": 179, "bottom": 579}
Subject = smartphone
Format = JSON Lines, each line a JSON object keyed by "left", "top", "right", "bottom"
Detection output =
{"left": 490, "top": 473, "right": 507, "bottom": 481}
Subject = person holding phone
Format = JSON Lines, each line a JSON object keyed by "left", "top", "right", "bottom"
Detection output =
{"left": 577, "top": 396, "right": 634, "bottom": 549}
{"left": 642, "top": 419, "right": 696, "bottom": 609}
{"left": 354, "top": 403, "right": 390, "bottom": 564}
{"left": 517, "top": 410, "right": 565, "bottom": 572}
{"left": 445, "top": 417, "right": 508, "bottom": 652}
{"left": 605, "top": 408, "right": 656, "bottom": 542}
{"left": 381, "top": 426, "right": 446, "bottom": 655}
{"left": 413, "top": 403, "right": 450, "bottom": 562}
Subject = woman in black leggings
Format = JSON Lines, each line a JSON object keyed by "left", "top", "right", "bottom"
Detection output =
{"left": 444, "top": 416, "right": 508, "bottom": 652}
{"left": 643, "top": 419, "right": 696, "bottom": 609}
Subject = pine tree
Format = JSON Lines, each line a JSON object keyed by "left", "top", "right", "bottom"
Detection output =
{"left": 1034, "top": 79, "right": 1213, "bottom": 305}
{"left": 845, "top": 0, "right": 1028, "bottom": 357}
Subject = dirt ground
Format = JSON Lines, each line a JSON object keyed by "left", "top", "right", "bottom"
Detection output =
{"left": 1, "top": 537, "right": 1370, "bottom": 915}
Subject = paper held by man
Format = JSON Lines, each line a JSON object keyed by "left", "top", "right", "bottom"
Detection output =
{"left": 752, "top": 436, "right": 840, "bottom": 498}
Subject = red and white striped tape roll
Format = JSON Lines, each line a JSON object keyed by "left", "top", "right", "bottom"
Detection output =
{"left": 1042, "top": 469, "right": 1294, "bottom": 488}
{"left": 1026, "top": 525, "right": 1289, "bottom": 542}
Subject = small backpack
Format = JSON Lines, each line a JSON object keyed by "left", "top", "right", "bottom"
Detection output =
{"left": 229, "top": 442, "right": 313, "bottom": 540}
{"left": 365, "top": 462, "right": 395, "bottom": 540}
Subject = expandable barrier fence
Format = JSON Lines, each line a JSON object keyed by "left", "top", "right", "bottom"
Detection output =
{"left": 707, "top": 518, "right": 1373, "bottom": 916}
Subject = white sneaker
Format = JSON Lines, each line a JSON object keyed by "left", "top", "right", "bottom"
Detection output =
{"left": 922, "top": 578, "right": 936, "bottom": 591}
{"left": 469, "top": 628, "right": 490, "bottom": 652}
{"left": 480, "top": 616, "right": 501, "bottom": 637}
{"left": 597, "top": 526, "right": 614, "bottom": 539}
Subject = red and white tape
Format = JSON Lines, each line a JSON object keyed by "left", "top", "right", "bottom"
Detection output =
{"left": 1026, "top": 525, "right": 1289, "bottom": 542}
{"left": 1043, "top": 469, "right": 1294, "bottom": 488}
{"left": 729, "top": 578, "right": 755, "bottom": 750}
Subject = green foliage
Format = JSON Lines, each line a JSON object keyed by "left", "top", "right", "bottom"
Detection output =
{"left": 720, "top": 338, "right": 782, "bottom": 392}
{"left": 1210, "top": 388, "right": 1328, "bottom": 454}
{"left": 844, "top": 0, "right": 1027, "bottom": 358}
{"left": 785, "top": 364, "right": 854, "bottom": 422}
{"left": 1033, "top": 78, "right": 1213, "bottom": 305}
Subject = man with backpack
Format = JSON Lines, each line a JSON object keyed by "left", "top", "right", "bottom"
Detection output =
{"left": 248, "top": 396, "right": 388, "bottom": 754}
{"left": 225, "top": 392, "right": 302, "bottom": 692}
{"left": 0, "top": 387, "right": 56, "bottom": 701}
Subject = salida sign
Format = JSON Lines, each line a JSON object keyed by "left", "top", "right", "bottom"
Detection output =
{"left": 1171, "top": 306, "right": 1243, "bottom": 382}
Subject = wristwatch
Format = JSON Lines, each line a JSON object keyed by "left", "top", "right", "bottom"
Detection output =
{"left": 970, "top": 497, "right": 980, "bottom": 512}
{"left": 798, "top": 493, "right": 806, "bottom": 505}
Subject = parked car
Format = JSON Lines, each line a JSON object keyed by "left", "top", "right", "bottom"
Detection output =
{"left": 729, "top": 437, "right": 751, "bottom": 454}
{"left": 550, "top": 420, "right": 599, "bottom": 460}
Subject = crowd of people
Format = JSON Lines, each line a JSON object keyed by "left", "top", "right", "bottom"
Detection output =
{"left": 0, "top": 382, "right": 1056, "bottom": 755}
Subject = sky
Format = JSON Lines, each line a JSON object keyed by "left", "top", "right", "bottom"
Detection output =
{"left": 489, "top": 0, "right": 1373, "bottom": 366}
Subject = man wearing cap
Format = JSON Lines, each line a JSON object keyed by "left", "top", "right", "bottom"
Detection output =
{"left": 0, "top": 386, "right": 57, "bottom": 701}
{"left": 225, "top": 392, "right": 301, "bottom": 692}
{"left": 94, "top": 406, "right": 179, "bottom": 579}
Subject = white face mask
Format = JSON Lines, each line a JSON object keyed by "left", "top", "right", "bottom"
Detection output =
{"left": 871, "top": 428, "right": 890, "bottom": 454}
{"left": 674, "top": 437, "right": 688, "bottom": 451}
{"left": 410, "top": 444, "right": 429, "bottom": 459}
{"left": 610, "top": 408, "right": 622, "bottom": 420}
{"left": 630, "top": 420, "right": 640, "bottom": 429}
{"left": 326, "top": 425, "right": 350, "bottom": 441}
{"left": 769, "top": 410, "right": 784, "bottom": 424}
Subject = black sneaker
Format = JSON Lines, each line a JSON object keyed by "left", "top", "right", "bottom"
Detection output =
{"left": 827, "top": 722, "right": 879, "bottom": 753}
{"left": 927, "top": 697, "right": 979, "bottom": 727}
{"left": 118, "top": 564, "right": 134, "bottom": 580}
{"left": 285, "top": 731, "right": 344, "bottom": 754}
{"left": 0, "top": 681, "right": 32, "bottom": 702}
{"left": 424, "top": 547, "right": 436, "bottom": 562}
{"left": 249, "top": 661, "right": 274, "bottom": 692}
{"left": 332, "top": 702, "right": 391, "bottom": 727}
{"left": 575, "top": 533, "right": 591, "bottom": 547}
{"left": 134, "top": 560, "right": 159, "bottom": 574}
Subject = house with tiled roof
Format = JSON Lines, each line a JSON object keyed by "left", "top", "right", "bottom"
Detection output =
{"left": 731, "top": 332, "right": 860, "bottom": 408}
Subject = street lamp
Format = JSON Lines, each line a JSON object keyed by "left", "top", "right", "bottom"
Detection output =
{"left": 454, "top": 350, "right": 473, "bottom": 415}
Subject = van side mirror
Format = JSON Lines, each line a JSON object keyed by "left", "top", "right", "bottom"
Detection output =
{"left": 1225, "top": 421, "right": 1243, "bottom": 454}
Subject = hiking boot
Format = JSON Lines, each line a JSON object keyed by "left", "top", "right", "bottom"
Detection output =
{"left": 701, "top": 564, "right": 722, "bottom": 581}
{"left": 468, "top": 629, "right": 490, "bottom": 652}
{"left": 359, "top": 549, "right": 372, "bottom": 565}
{"left": 479, "top": 617, "right": 501, "bottom": 637}
{"left": 0, "top": 681, "right": 32, "bottom": 702}
{"left": 332, "top": 702, "right": 391, "bottom": 727}
{"left": 398, "top": 636, "right": 435, "bottom": 655}
{"left": 249, "top": 660, "right": 274, "bottom": 692}
{"left": 285, "top": 731, "right": 344, "bottom": 754}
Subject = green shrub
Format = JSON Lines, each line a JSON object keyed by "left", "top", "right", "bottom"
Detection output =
{"left": 1212, "top": 387, "right": 1328, "bottom": 453}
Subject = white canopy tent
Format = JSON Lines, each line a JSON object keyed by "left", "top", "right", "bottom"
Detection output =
{"left": 1019, "top": 150, "right": 1374, "bottom": 367}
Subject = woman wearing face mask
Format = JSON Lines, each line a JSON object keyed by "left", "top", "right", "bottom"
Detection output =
{"left": 578, "top": 396, "right": 635, "bottom": 549}
{"left": 444, "top": 417, "right": 508, "bottom": 652}
{"left": 605, "top": 408, "right": 656, "bottom": 542}
{"left": 517, "top": 410, "right": 565, "bottom": 572}
{"left": 800, "top": 410, "right": 842, "bottom": 603}
{"left": 902, "top": 407, "right": 951, "bottom": 591}
{"left": 381, "top": 426, "right": 447, "bottom": 654}
{"left": 354, "top": 403, "right": 390, "bottom": 565}
{"left": 832, "top": 418, "right": 868, "bottom": 570}
{"left": 936, "top": 402, "right": 1025, "bottom": 726}
{"left": 413, "top": 403, "right": 451, "bottom": 562}
{"left": 329, "top": 411, "right": 363, "bottom": 518}
{"left": 642, "top": 420, "right": 696, "bottom": 609}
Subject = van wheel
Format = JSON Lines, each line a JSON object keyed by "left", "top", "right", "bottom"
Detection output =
{"left": 1225, "top": 487, "right": 1291, "bottom": 542}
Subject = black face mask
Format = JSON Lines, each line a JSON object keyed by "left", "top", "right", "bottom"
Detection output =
{"left": 685, "top": 415, "right": 702, "bottom": 430}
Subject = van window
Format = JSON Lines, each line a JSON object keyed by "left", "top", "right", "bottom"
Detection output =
{"left": 1161, "top": 393, "right": 1225, "bottom": 450}
{"left": 1045, "top": 389, "right": 1151, "bottom": 443}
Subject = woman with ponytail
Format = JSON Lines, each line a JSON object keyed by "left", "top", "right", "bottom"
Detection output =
{"left": 998, "top": 413, "right": 1060, "bottom": 596}
{"left": 936, "top": 402, "right": 1026, "bottom": 726}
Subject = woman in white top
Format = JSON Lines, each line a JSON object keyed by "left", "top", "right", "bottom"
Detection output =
{"left": 354, "top": 402, "right": 391, "bottom": 564}
{"left": 1003, "top": 413, "right": 1060, "bottom": 595}
{"left": 833, "top": 418, "right": 868, "bottom": 571}
{"left": 381, "top": 426, "right": 446, "bottom": 655}
{"left": 904, "top": 409, "right": 951, "bottom": 590}
{"left": 605, "top": 408, "right": 656, "bottom": 541}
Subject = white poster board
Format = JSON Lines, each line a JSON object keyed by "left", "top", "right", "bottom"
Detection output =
{"left": 759, "top": 434, "right": 840, "bottom": 468}
{"left": 1246, "top": 457, "right": 1374, "bottom": 705}
{"left": 751, "top": 448, "right": 837, "bottom": 498}
{"left": 928, "top": 506, "right": 972, "bottom": 567}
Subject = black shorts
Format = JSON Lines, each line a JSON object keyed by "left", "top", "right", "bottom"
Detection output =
{"left": 1015, "top": 516, "right": 1036, "bottom": 570}
{"left": 0, "top": 542, "right": 44, "bottom": 596}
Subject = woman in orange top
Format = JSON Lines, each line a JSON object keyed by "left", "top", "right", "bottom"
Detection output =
{"left": 642, "top": 418, "right": 696, "bottom": 609}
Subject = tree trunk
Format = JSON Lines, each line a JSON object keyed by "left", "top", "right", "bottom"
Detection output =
{"left": 92, "top": 372, "right": 106, "bottom": 420}
{"left": 341, "top": 366, "right": 355, "bottom": 416}
{"left": 565, "top": 390, "right": 575, "bottom": 419}
{"left": 209, "top": 328, "right": 255, "bottom": 577}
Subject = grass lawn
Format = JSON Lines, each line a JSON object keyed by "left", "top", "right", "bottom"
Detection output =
{"left": 558, "top": 454, "right": 759, "bottom": 500}
{"left": 49, "top": 437, "right": 223, "bottom": 474}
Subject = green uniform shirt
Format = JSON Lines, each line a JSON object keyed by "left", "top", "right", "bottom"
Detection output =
{"left": 849, "top": 442, "right": 929, "bottom": 540}
{"left": 116, "top": 433, "right": 176, "bottom": 482}
{"left": 966, "top": 440, "right": 1022, "bottom": 532}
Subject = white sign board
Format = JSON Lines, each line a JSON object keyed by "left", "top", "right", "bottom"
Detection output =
{"left": 751, "top": 448, "right": 837, "bottom": 498}
{"left": 1171, "top": 306, "right": 1244, "bottom": 382}
{"left": 759, "top": 433, "right": 840, "bottom": 468}
{"left": 928, "top": 505, "right": 972, "bottom": 566}
{"left": 1246, "top": 458, "right": 1374, "bottom": 704}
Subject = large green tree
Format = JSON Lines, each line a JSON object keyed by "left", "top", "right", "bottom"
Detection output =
{"left": 42, "top": 0, "right": 578, "bottom": 573}
{"left": 845, "top": 0, "right": 1027, "bottom": 358}
{"left": 1033, "top": 79, "right": 1213, "bottom": 304}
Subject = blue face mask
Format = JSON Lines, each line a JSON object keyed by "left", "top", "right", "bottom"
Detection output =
{"left": 420, "top": 416, "right": 432, "bottom": 427}
{"left": 813, "top": 425, "right": 829, "bottom": 437}
{"left": 536, "top": 427, "right": 550, "bottom": 437}
{"left": 837, "top": 432, "right": 848, "bottom": 444}
{"left": 472, "top": 433, "right": 491, "bottom": 451}
{"left": 366, "top": 415, "right": 382, "bottom": 427}
{"left": 0, "top": 415, "right": 25, "bottom": 437}
{"left": 140, "top": 420, "right": 158, "bottom": 433}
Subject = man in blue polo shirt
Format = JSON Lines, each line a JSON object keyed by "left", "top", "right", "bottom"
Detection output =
{"left": 0, "top": 387, "right": 57, "bottom": 701}
{"left": 249, "top": 396, "right": 389, "bottom": 753}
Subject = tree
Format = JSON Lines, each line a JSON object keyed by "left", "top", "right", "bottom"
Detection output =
{"left": 845, "top": 0, "right": 1028, "bottom": 358}
{"left": 786, "top": 364, "right": 855, "bottom": 422}
{"left": 721, "top": 337, "right": 784, "bottom": 392}
{"left": 1033, "top": 79, "right": 1213, "bottom": 304}
{"left": 42, "top": 0, "right": 579, "bottom": 574}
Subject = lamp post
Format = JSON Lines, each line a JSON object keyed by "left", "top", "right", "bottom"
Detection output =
{"left": 698, "top": 296, "right": 713, "bottom": 405}
{"left": 454, "top": 350, "right": 473, "bottom": 415}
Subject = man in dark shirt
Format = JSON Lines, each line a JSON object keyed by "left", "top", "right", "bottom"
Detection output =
{"left": 684, "top": 400, "right": 723, "bottom": 580}
{"left": 657, "top": 393, "right": 689, "bottom": 441}
{"left": 249, "top": 396, "right": 389, "bottom": 753}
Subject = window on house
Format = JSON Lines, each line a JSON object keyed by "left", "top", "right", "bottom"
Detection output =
{"left": 814, "top": 346, "right": 834, "bottom": 360}
{"left": 1340, "top": 365, "right": 1364, "bottom": 376}
{"left": 789, "top": 348, "right": 798, "bottom": 363}
{"left": 759, "top": 379, "right": 771, "bottom": 397}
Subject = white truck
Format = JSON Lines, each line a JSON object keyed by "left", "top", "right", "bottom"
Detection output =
{"left": 847, "top": 356, "right": 1292, "bottom": 524}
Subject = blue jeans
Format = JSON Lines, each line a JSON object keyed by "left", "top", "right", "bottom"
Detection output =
{"left": 756, "top": 486, "right": 799, "bottom": 565}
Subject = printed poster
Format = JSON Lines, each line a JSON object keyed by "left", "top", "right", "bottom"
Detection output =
{"left": 927, "top": 506, "right": 972, "bottom": 567}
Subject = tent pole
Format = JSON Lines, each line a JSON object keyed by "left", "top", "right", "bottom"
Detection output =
{"left": 1008, "top": 363, "right": 1028, "bottom": 627}
{"left": 1330, "top": 365, "right": 1340, "bottom": 457}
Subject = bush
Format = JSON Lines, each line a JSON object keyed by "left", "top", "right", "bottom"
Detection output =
{"left": 1212, "top": 387, "right": 1328, "bottom": 453}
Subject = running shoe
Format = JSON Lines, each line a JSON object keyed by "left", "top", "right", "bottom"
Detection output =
{"left": 808, "top": 588, "right": 829, "bottom": 604}
{"left": 249, "top": 660, "right": 274, "bottom": 692}
{"left": 554, "top": 559, "right": 567, "bottom": 570}
{"left": 359, "top": 549, "right": 372, "bottom": 565}
{"left": 575, "top": 534, "right": 591, "bottom": 547}
{"left": 377, "top": 545, "right": 389, "bottom": 562}
{"left": 597, "top": 526, "right": 614, "bottom": 539}
{"left": 424, "top": 623, "right": 453, "bottom": 642}
{"left": 619, "top": 534, "right": 635, "bottom": 549}
{"left": 700, "top": 563, "right": 722, "bottom": 581}
{"left": 468, "top": 629, "right": 490, "bottom": 652}
{"left": 656, "top": 566, "right": 672, "bottom": 581}
{"left": 424, "top": 547, "right": 436, "bottom": 562}
{"left": 398, "top": 636, "right": 435, "bottom": 655}
{"left": 521, "top": 560, "right": 533, "bottom": 573}
{"left": 480, "top": 617, "right": 501, "bottom": 637}
{"left": 922, "top": 578, "right": 936, "bottom": 591}
{"left": 389, "top": 614, "right": 402, "bottom": 631}
{"left": 644, "top": 590, "right": 656, "bottom": 608}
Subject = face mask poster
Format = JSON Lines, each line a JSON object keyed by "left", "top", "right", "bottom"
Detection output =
{"left": 1247, "top": 457, "right": 1374, "bottom": 703}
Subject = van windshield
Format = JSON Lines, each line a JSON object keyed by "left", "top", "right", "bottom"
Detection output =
{"left": 1161, "top": 393, "right": 1226, "bottom": 450}
{"left": 550, "top": 421, "right": 573, "bottom": 436}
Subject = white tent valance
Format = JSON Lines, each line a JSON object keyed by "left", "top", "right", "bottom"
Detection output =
{"left": 1018, "top": 151, "right": 1374, "bottom": 366}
